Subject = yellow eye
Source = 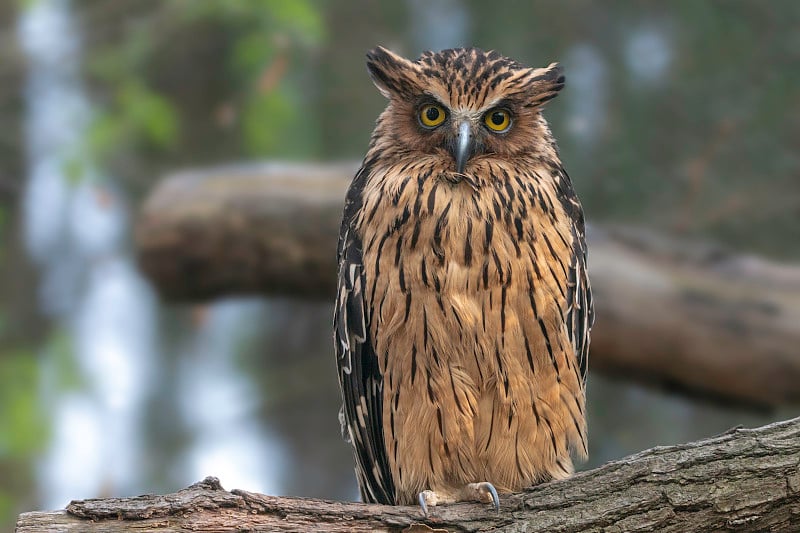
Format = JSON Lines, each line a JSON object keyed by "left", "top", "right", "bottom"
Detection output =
{"left": 419, "top": 104, "right": 446, "bottom": 128}
{"left": 484, "top": 108, "right": 512, "bottom": 132}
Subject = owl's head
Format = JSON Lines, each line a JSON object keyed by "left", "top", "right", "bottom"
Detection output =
{"left": 366, "top": 46, "right": 564, "bottom": 174}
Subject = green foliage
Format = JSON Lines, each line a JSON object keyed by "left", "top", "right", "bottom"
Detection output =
{"left": 0, "top": 495, "right": 13, "bottom": 533}
{"left": 200, "top": 0, "right": 321, "bottom": 35}
{"left": 92, "top": 83, "right": 179, "bottom": 152}
{"left": 187, "top": 0, "right": 324, "bottom": 157}
{"left": 79, "top": 0, "right": 325, "bottom": 181}
{"left": 55, "top": 88, "right": 162, "bottom": 183}
{"left": 15, "top": 0, "right": 38, "bottom": 9}
{"left": 243, "top": 85, "right": 319, "bottom": 157}
{"left": 182, "top": 0, "right": 324, "bottom": 43}
{"left": 44, "top": 328, "right": 84, "bottom": 392}
{"left": 243, "top": 88, "right": 296, "bottom": 156}
{"left": 0, "top": 349, "right": 44, "bottom": 533}
{"left": 0, "top": 351, "right": 47, "bottom": 456}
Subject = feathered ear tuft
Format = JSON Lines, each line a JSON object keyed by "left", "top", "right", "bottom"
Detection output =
{"left": 523, "top": 62, "right": 565, "bottom": 108}
{"left": 366, "top": 46, "right": 420, "bottom": 99}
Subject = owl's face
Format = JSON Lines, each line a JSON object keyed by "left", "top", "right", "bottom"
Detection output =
{"left": 366, "top": 47, "right": 564, "bottom": 174}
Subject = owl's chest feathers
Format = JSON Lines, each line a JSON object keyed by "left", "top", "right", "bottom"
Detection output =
{"left": 358, "top": 167, "right": 587, "bottom": 493}
{"left": 359, "top": 169, "right": 573, "bottom": 365}
{"left": 362, "top": 175, "right": 514, "bottom": 299}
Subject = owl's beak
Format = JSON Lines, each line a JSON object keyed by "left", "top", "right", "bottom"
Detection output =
{"left": 453, "top": 121, "right": 473, "bottom": 174}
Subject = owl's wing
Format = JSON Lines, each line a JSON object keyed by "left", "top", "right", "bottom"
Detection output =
{"left": 560, "top": 170, "right": 594, "bottom": 386}
{"left": 334, "top": 164, "right": 396, "bottom": 504}
{"left": 567, "top": 227, "right": 593, "bottom": 385}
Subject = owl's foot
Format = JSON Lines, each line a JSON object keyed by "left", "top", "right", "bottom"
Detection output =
{"left": 417, "top": 490, "right": 439, "bottom": 516}
{"left": 465, "top": 482, "right": 500, "bottom": 511}
{"left": 417, "top": 482, "right": 500, "bottom": 516}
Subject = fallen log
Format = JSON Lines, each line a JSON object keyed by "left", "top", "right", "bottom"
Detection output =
{"left": 134, "top": 162, "right": 800, "bottom": 407}
{"left": 16, "top": 416, "right": 800, "bottom": 532}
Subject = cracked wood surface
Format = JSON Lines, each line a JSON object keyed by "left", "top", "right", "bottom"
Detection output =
{"left": 16, "top": 416, "right": 800, "bottom": 532}
{"left": 133, "top": 162, "right": 800, "bottom": 407}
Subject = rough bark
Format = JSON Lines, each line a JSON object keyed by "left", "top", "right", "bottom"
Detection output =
{"left": 16, "top": 416, "right": 800, "bottom": 532}
{"left": 134, "top": 163, "right": 800, "bottom": 408}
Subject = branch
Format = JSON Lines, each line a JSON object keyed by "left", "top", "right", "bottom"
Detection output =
{"left": 16, "top": 416, "right": 800, "bottom": 532}
{"left": 135, "top": 162, "right": 352, "bottom": 299}
{"left": 133, "top": 162, "right": 800, "bottom": 408}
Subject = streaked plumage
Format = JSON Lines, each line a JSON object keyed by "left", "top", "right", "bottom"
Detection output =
{"left": 335, "top": 46, "right": 593, "bottom": 508}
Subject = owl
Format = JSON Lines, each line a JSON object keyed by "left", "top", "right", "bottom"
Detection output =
{"left": 334, "top": 46, "right": 593, "bottom": 513}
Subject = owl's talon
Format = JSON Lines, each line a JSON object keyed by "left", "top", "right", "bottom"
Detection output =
{"left": 417, "top": 490, "right": 439, "bottom": 516}
{"left": 485, "top": 483, "right": 500, "bottom": 512}
{"left": 466, "top": 482, "right": 500, "bottom": 512}
{"left": 418, "top": 491, "right": 428, "bottom": 516}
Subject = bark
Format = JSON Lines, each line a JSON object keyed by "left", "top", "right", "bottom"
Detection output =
{"left": 134, "top": 162, "right": 352, "bottom": 300}
{"left": 133, "top": 163, "right": 800, "bottom": 408}
{"left": 16, "top": 416, "right": 800, "bottom": 532}
{"left": 586, "top": 224, "right": 800, "bottom": 408}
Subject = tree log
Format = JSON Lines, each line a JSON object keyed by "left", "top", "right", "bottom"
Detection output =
{"left": 135, "top": 162, "right": 353, "bottom": 299}
{"left": 16, "top": 416, "right": 800, "bottom": 532}
{"left": 134, "top": 163, "right": 800, "bottom": 407}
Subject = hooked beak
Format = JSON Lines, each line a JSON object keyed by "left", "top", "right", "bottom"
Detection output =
{"left": 453, "top": 121, "right": 472, "bottom": 174}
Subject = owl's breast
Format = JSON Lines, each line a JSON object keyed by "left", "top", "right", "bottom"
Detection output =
{"left": 360, "top": 161, "right": 574, "bottom": 359}
{"left": 361, "top": 161, "right": 574, "bottom": 290}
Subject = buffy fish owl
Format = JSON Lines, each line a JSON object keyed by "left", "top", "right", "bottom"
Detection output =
{"left": 334, "top": 46, "right": 593, "bottom": 512}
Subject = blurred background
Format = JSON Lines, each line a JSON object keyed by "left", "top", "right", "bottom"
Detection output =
{"left": 1, "top": 0, "right": 799, "bottom": 529}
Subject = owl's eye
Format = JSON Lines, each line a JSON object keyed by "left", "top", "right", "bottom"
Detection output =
{"left": 484, "top": 109, "right": 512, "bottom": 133}
{"left": 419, "top": 104, "right": 447, "bottom": 128}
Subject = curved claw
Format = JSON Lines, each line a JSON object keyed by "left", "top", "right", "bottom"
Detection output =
{"left": 477, "top": 482, "right": 500, "bottom": 512}
{"left": 487, "top": 483, "right": 500, "bottom": 512}
{"left": 418, "top": 491, "right": 429, "bottom": 516}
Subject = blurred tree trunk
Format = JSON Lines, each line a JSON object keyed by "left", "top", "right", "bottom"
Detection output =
{"left": 134, "top": 163, "right": 800, "bottom": 408}
{"left": 16, "top": 417, "right": 800, "bottom": 532}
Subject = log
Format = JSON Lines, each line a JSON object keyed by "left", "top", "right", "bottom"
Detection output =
{"left": 587, "top": 225, "right": 800, "bottom": 408}
{"left": 135, "top": 162, "right": 353, "bottom": 299}
{"left": 134, "top": 163, "right": 800, "bottom": 407}
{"left": 16, "top": 416, "right": 800, "bottom": 532}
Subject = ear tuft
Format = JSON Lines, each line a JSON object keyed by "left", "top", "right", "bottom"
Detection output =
{"left": 524, "top": 62, "right": 565, "bottom": 107}
{"left": 366, "top": 46, "right": 418, "bottom": 99}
